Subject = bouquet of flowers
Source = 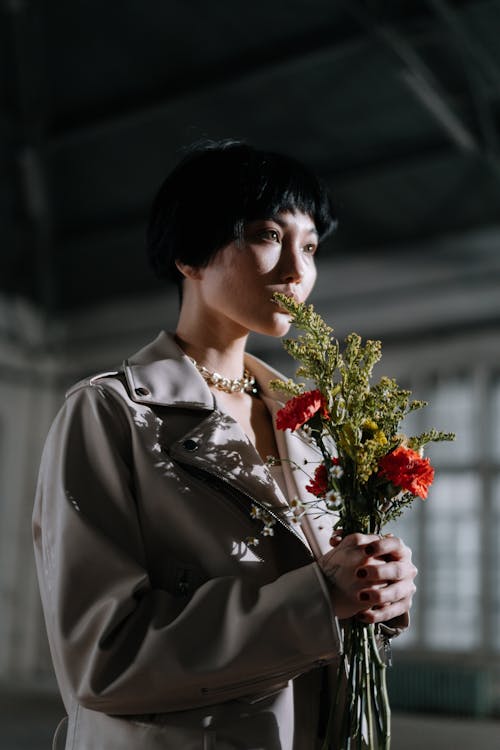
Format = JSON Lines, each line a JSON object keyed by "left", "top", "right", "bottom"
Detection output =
{"left": 266, "top": 293, "right": 455, "bottom": 750}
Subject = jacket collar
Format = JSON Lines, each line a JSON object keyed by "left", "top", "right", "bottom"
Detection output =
{"left": 124, "top": 331, "right": 215, "bottom": 410}
{"left": 123, "top": 330, "right": 295, "bottom": 411}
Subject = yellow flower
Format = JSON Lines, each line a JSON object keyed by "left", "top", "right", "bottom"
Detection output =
{"left": 373, "top": 430, "right": 388, "bottom": 447}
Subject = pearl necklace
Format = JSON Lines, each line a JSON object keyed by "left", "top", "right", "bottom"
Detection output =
{"left": 188, "top": 357, "right": 258, "bottom": 394}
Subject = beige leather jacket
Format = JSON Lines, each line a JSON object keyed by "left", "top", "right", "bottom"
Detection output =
{"left": 33, "top": 332, "right": 346, "bottom": 750}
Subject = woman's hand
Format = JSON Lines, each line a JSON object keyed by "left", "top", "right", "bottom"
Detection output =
{"left": 318, "top": 532, "right": 417, "bottom": 623}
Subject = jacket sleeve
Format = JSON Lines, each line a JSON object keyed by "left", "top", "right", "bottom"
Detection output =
{"left": 33, "top": 383, "right": 340, "bottom": 715}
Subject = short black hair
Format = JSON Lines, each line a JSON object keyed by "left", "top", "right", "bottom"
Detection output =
{"left": 146, "top": 139, "right": 337, "bottom": 291}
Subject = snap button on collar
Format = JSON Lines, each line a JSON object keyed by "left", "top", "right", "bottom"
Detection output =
{"left": 135, "top": 387, "right": 150, "bottom": 396}
{"left": 182, "top": 439, "right": 199, "bottom": 452}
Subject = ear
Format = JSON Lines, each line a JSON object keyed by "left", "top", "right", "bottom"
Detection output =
{"left": 175, "top": 260, "right": 203, "bottom": 280}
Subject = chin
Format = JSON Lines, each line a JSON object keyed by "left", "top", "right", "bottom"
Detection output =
{"left": 257, "top": 314, "right": 292, "bottom": 338}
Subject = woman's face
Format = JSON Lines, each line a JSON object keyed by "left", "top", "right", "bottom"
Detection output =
{"left": 193, "top": 210, "right": 318, "bottom": 338}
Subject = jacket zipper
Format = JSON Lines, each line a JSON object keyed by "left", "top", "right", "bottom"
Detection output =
{"left": 178, "top": 460, "right": 312, "bottom": 554}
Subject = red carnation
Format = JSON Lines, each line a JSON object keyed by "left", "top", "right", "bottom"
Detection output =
{"left": 276, "top": 389, "right": 329, "bottom": 432}
{"left": 378, "top": 446, "right": 434, "bottom": 499}
{"left": 305, "top": 464, "right": 329, "bottom": 497}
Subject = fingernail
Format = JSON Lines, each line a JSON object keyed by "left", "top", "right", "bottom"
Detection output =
{"left": 356, "top": 568, "right": 368, "bottom": 578}
{"left": 359, "top": 592, "right": 370, "bottom": 601}
{"left": 365, "top": 545, "right": 375, "bottom": 555}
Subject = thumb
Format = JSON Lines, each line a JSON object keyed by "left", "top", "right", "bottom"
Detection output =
{"left": 329, "top": 530, "right": 343, "bottom": 547}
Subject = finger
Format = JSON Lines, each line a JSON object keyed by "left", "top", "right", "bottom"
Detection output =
{"left": 339, "top": 532, "right": 384, "bottom": 551}
{"left": 356, "top": 560, "right": 417, "bottom": 584}
{"left": 321, "top": 542, "right": 373, "bottom": 573}
{"left": 357, "top": 578, "right": 416, "bottom": 609}
{"left": 356, "top": 596, "right": 413, "bottom": 625}
{"left": 329, "top": 531, "right": 343, "bottom": 547}
{"left": 364, "top": 536, "right": 412, "bottom": 561}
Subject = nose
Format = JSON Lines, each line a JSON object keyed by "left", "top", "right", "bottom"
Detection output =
{"left": 280, "top": 245, "right": 305, "bottom": 284}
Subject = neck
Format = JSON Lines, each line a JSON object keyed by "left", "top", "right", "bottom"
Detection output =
{"left": 175, "top": 308, "right": 249, "bottom": 381}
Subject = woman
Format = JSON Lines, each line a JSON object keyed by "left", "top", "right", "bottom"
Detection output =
{"left": 33, "top": 140, "right": 417, "bottom": 750}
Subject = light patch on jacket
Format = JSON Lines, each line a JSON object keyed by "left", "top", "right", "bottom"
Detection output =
{"left": 130, "top": 405, "right": 150, "bottom": 428}
{"left": 230, "top": 540, "right": 264, "bottom": 563}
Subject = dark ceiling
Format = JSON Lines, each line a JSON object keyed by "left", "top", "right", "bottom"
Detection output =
{"left": 1, "top": 0, "right": 499, "bottom": 314}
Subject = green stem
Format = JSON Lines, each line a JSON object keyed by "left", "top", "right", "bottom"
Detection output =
{"left": 369, "top": 645, "right": 384, "bottom": 739}
{"left": 369, "top": 626, "right": 391, "bottom": 749}
{"left": 353, "top": 625, "right": 368, "bottom": 749}
{"left": 349, "top": 628, "right": 359, "bottom": 729}
{"left": 326, "top": 620, "right": 392, "bottom": 749}
{"left": 363, "top": 626, "right": 375, "bottom": 747}
{"left": 357, "top": 627, "right": 366, "bottom": 747}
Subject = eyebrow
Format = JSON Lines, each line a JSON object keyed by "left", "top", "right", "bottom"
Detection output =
{"left": 264, "top": 215, "right": 319, "bottom": 239}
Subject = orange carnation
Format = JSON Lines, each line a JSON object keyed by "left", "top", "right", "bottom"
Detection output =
{"left": 276, "top": 389, "right": 329, "bottom": 432}
{"left": 378, "top": 446, "right": 434, "bottom": 499}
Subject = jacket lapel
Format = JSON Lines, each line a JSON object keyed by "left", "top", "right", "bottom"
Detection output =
{"left": 169, "top": 408, "right": 289, "bottom": 512}
{"left": 123, "top": 332, "right": 308, "bottom": 546}
{"left": 123, "top": 332, "right": 336, "bottom": 556}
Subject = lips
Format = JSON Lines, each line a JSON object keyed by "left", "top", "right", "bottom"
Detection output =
{"left": 271, "top": 289, "right": 301, "bottom": 306}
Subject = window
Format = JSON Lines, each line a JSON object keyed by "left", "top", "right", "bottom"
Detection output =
{"left": 391, "top": 371, "right": 499, "bottom": 656}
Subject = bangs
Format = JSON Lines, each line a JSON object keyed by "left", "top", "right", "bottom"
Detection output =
{"left": 238, "top": 151, "right": 337, "bottom": 242}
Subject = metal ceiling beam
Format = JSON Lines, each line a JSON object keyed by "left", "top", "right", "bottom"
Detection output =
{"left": 47, "top": 5, "right": 450, "bottom": 150}
{"left": 47, "top": 26, "right": 372, "bottom": 149}
{"left": 425, "top": 0, "right": 499, "bottom": 156}
{"left": 340, "top": 0, "right": 478, "bottom": 153}
{"left": 343, "top": 0, "right": 500, "bottom": 187}
{"left": 399, "top": 67, "right": 477, "bottom": 152}
{"left": 426, "top": 0, "right": 500, "bottom": 92}
{"left": 320, "top": 138, "right": 455, "bottom": 183}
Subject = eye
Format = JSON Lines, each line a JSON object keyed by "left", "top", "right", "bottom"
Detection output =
{"left": 259, "top": 228, "right": 281, "bottom": 242}
{"left": 303, "top": 243, "right": 317, "bottom": 255}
